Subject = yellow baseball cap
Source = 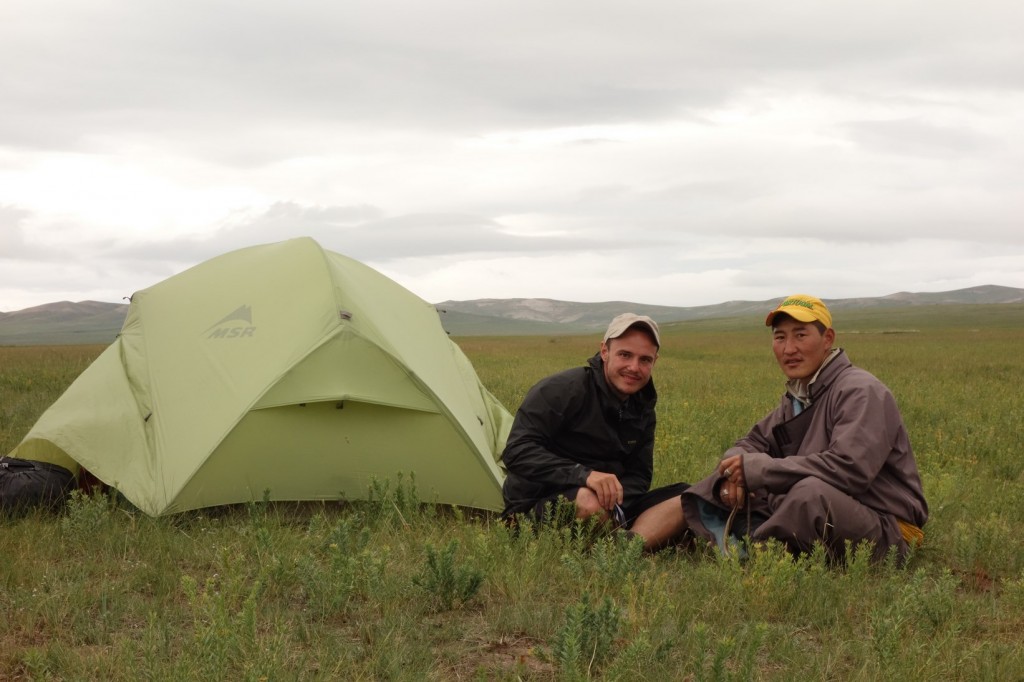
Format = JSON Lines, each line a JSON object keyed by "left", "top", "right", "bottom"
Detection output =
{"left": 765, "top": 294, "right": 833, "bottom": 329}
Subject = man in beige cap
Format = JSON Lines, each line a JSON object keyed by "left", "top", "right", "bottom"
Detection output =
{"left": 501, "top": 313, "right": 688, "bottom": 551}
{"left": 681, "top": 294, "right": 928, "bottom": 562}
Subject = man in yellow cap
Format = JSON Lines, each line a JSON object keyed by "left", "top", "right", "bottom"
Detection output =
{"left": 501, "top": 313, "right": 688, "bottom": 551}
{"left": 681, "top": 294, "right": 928, "bottom": 562}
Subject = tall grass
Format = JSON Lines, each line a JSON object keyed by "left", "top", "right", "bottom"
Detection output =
{"left": 2, "top": 305, "right": 1023, "bottom": 680}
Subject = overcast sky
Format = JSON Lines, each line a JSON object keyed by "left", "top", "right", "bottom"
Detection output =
{"left": 2, "top": 0, "right": 1022, "bottom": 312}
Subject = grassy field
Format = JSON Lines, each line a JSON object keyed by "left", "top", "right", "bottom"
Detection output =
{"left": 2, "top": 304, "right": 1023, "bottom": 680}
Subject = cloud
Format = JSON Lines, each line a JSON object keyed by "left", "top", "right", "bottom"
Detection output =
{"left": 5, "top": 1, "right": 1020, "bottom": 157}
{"left": 1, "top": 0, "right": 1022, "bottom": 312}
{"left": 0, "top": 205, "right": 33, "bottom": 257}
{"left": 841, "top": 118, "right": 997, "bottom": 158}
{"left": 101, "top": 200, "right": 643, "bottom": 268}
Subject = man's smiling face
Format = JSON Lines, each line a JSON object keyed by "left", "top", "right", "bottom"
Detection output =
{"left": 600, "top": 327, "right": 658, "bottom": 399}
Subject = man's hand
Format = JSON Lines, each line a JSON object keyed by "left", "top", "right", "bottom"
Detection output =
{"left": 719, "top": 481, "right": 747, "bottom": 510}
{"left": 718, "top": 454, "right": 747, "bottom": 510}
{"left": 717, "top": 454, "right": 745, "bottom": 487}
{"left": 585, "top": 470, "right": 623, "bottom": 510}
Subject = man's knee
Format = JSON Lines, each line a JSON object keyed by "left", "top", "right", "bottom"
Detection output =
{"left": 573, "top": 487, "right": 607, "bottom": 520}
{"left": 755, "top": 477, "right": 881, "bottom": 553}
{"left": 786, "top": 473, "right": 835, "bottom": 503}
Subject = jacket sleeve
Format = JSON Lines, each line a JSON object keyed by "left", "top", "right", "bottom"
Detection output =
{"left": 500, "top": 378, "right": 592, "bottom": 489}
{"left": 743, "top": 378, "right": 903, "bottom": 496}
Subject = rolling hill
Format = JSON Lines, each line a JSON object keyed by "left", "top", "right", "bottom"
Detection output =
{"left": 2, "top": 285, "right": 1023, "bottom": 345}
{"left": 0, "top": 300, "right": 130, "bottom": 346}
{"left": 435, "top": 284, "right": 1024, "bottom": 334}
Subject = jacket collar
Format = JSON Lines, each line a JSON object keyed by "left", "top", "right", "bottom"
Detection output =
{"left": 786, "top": 348, "right": 846, "bottom": 407}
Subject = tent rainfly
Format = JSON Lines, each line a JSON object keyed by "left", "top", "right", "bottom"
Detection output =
{"left": 9, "top": 237, "right": 513, "bottom": 515}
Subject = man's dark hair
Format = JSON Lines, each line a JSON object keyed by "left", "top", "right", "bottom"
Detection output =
{"left": 771, "top": 312, "right": 827, "bottom": 335}
{"left": 626, "top": 323, "right": 660, "bottom": 348}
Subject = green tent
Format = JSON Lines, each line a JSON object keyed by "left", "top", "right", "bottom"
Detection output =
{"left": 9, "top": 237, "right": 513, "bottom": 515}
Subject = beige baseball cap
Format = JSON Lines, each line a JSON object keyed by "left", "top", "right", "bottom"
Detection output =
{"left": 603, "top": 313, "right": 660, "bottom": 348}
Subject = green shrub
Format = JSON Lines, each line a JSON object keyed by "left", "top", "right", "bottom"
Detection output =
{"left": 412, "top": 539, "right": 485, "bottom": 611}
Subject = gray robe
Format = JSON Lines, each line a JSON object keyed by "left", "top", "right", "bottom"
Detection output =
{"left": 682, "top": 350, "right": 928, "bottom": 560}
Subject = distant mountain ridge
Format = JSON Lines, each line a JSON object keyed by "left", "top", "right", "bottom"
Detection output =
{"left": 436, "top": 284, "right": 1024, "bottom": 333}
{"left": 0, "top": 300, "right": 130, "bottom": 346}
{"left": 2, "top": 285, "right": 1023, "bottom": 345}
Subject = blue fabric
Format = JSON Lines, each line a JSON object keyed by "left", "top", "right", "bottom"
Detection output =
{"left": 697, "top": 499, "right": 747, "bottom": 558}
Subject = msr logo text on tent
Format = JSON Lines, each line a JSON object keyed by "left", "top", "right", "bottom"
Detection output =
{"left": 205, "top": 305, "right": 256, "bottom": 339}
{"left": 208, "top": 326, "right": 255, "bottom": 339}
